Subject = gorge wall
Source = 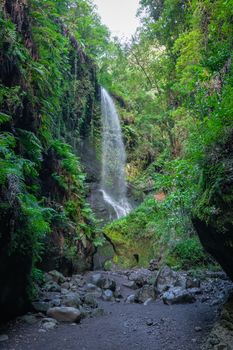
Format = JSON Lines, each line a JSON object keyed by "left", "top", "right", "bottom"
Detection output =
{"left": 0, "top": 0, "right": 100, "bottom": 321}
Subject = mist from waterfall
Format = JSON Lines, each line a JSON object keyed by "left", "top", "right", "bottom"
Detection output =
{"left": 100, "top": 87, "right": 131, "bottom": 219}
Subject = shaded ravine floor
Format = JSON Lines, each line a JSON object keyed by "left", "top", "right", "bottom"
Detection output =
{"left": 1, "top": 299, "right": 217, "bottom": 350}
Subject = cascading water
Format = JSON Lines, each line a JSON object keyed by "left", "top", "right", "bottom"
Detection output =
{"left": 100, "top": 87, "right": 131, "bottom": 219}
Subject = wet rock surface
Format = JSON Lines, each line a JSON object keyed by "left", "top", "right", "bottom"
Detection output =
{"left": 1, "top": 267, "right": 233, "bottom": 350}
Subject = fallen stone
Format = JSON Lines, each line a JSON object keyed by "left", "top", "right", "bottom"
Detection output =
{"left": 148, "top": 259, "right": 160, "bottom": 271}
{"left": 155, "top": 266, "right": 181, "bottom": 293}
{"left": 128, "top": 269, "right": 152, "bottom": 287}
{"left": 96, "top": 276, "right": 116, "bottom": 291}
{"left": 41, "top": 317, "right": 58, "bottom": 324}
{"left": 32, "top": 301, "right": 52, "bottom": 313}
{"left": 123, "top": 281, "right": 137, "bottom": 289}
{"left": 162, "top": 287, "right": 196, "bottom": 305}
{"left": 146, "top": 319, "right": 154, "bottom": 326}
{"left": 90, "top": 273, "right": 102, "bottom": 286}
{"left": 62, "top": 292, "right": 81, "bottom": 308}
{"left": 114, "top": 286, "right": 122, "bottom": 298}
{"left": 47, "top": 307, "right": 81, "bottom": 323}
{"left": 44, "top": 281, "right": 61, "bottom": 292}
{"left": 20, "top": 314, "right": 38, "bottom": 325}
{"left": 144, "top": 298, "right": 153, "bottom": 306}
{"left": 102, "top": 289, "right": 114, "bottom": 301}
{"left": 85, "top": 283, "right": 97, "bottom": 291}
{"left": 42, "top": 321, "right": 56, "bottom": 330}
{"left": 135, "top": 285, "right": 156, "bottom": 303}
{"left": 83, "top": 293, "right": 98, "bottom": 308}
{"left": 125, "top": 294, "right": 135, "bottom": 303}
{"left": 91, "top": 308, "right": 105, "bottom": 317}
{"left": 48, "top": 270, "right": 66, "bottom": 284}
{"left": 61, "top": 282, "right": 71, "bottom": 290}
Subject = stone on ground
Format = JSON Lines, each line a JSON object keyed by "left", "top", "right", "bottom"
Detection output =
{"left": 47, "top": 307, "right": 81, "bottom": 323}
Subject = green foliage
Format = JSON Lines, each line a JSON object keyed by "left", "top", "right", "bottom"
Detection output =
{"left": 170, "top": 237, "right": 208, "bottom": 269}
{"left": 100, "top": 0, "right": 233, "bottom": 271}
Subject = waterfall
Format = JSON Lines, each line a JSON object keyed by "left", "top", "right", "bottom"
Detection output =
{"left": 100, "top": 87, "right": 131, "bottom": 219}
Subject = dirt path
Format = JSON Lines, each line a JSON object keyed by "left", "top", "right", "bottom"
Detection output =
{"left": 1, "top": 269, "right": 231, "bottom": 350}
{"left": 1, "top": 300, "right": 216, "bottom": 350}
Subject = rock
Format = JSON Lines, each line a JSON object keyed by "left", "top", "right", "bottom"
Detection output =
{"left": 38, "top": 328, "right": 47, "bottom": 333}
{"left": 47, "top": 307, "right": 81, "bottom": 323}
{"left": 114, "top": 286, "right": 122, "bottom": 298}
{"left": 155, "top": 266, "right": 183, "bottom": 293}
{"left": 144, "top": 298, "right": 153, "bottom": 306}
{"left": 51, "top": 298, "right": 61, "bottom": 307}
{"left": 125, "top": 294, "right": 135, "bottom": 303}
{"left": 0, "top": 335, "right": 9, "bottom": 342}
{"left": 202, "top": 297, "right": 233, "bottom": 350}
{"left": 85, "top": 283, "right": 97, "bottom": 291}
{"left": 61, "top": 282, "right": 71, "bottom": 289}
{"left": 162, "top": 287, "right": 196, "bottom": 305}
{"left": 32, "top": 301, "right": 52, "bottom": 313}
{"left": 135, "top": 285, "right": 156, "bottom": 303}
{"left": 128, "top": 269, "right": 152, "bottom": 287}
{"left": 90, "top": 273, "right": 116, "bottom": 291}
{"left": 188, "top": 287, "right": 202, "bottom": 295}
{"left": 123, "top": 281, "right": 137, "bottom": 289}
{"left": 61, "top": 288, "right": 70, "bottom": 295}
{"left": 41, "top": 317, "right": 58, "bottom": 324}
{"left": 42, "top": 321, "right": 57, "bottom": 330}
{"left": 195, "top": 326, "right": 202, "bottom": 332}
{"left": 97, "top": 276, "right": 116, "bottom": 291}
{"left": 44, "top": 281, "right": 61, "bottom": 292}
{"left": 91, "top": 308, "right": 105, "bottom": 317}
{"left": 148, "top": 259, "right": 160, "bottom": 271}
{"left": 186, "top": 277, "right": 201, "bottom": 289}
{"left": 146, "top": 319, "right": 154, "bottom": 326}
{"left": 48, "top": 270, "right": 66, "bottom": 284}
{"left": 90, "top": 273, "right": 102, "bottom": 286}
{"left": 102, "top": 289, "right": 114, "bottom": 301}
{"left": 83, "top": 293, "right": 98, "bottom": 308}
{"left": 62, "top": 292, "right": 81, "bottom": 308}
{"left": 20, "top": 314, "right": 38, "bottom": 325}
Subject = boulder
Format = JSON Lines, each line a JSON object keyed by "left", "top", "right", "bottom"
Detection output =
{"left": 90, "top": 273, "right": 102, "bottom": 286}
{"left": 62, "top": 292, "right": 81, "bottom": 308}
{"left": 125, "top": 294, "right": 135, "bottom": 304}
{"left": 85, "top": 283, "right": 97, "bottom": 291}
{"left": 155, "top": 266, "right": 183, "bottom": 293}
{"left": 41, "top": 318, "right": 58, "bottom": 330}
{"left": 20, "top": 314, "right": 38, "bottom": 325}
{"left": 128, "top": 269, "right": 152, "bottom": 287}
{"left": 114, "top": 286, "right": 122, "bottom": 298}
{"left": 47, "top": 307, "right": 81, "bottom": 323}
{"left": 95, "top": 276, "right": 116, "bottom": 291}
{"left": 162, "top": 287, "right": 196, "bottom": 305}
{"left": 148, "top": 259, "right": 160, "bottom": 271}
{"left": 44, "top": 281, "right": 61, "bottom": 292}
{"left": 48, "top": 270, "right": 66, "bottom": 284}
{"left": 135, "top": 285, "right": 156, "bottom": 303}
{"left": 32, "top": 301, "right": 52, "bottom": 313}
{"left": 83, "top": 293, "right": 98, "bottom": 308}
{"left": 102, "top": 289, "right": 114, "bottom": 301}
{"left": 123, "top": 281, "right": 137, "bottom": 289}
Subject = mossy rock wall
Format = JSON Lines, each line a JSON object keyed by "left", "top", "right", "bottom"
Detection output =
{"left": 193, "top": 130, "right": 233, "bottom": 281}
